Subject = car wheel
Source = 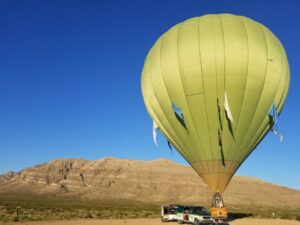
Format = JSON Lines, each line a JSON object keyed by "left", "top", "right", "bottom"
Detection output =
{"left": 178, "top": 220, "right": 184, "bottom": 224}
{"left": 194, "top": 218, "right": 200, "bottom": 225}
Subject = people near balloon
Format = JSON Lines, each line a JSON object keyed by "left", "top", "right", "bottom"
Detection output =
{"left": 141, "top": 13, "right": 289, "bottom": 222}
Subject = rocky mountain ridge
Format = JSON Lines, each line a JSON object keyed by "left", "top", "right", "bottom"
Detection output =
{"left": 1, "top": 157, "right": 299, "bottom": 209}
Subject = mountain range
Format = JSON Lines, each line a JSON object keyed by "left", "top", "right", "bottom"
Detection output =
{"left": 1, "top": 157, "right": 299, "bottom": 209}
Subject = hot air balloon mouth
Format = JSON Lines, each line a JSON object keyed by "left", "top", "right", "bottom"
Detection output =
{"left": 192, "top": 160, "right": 240, "bottom": 193}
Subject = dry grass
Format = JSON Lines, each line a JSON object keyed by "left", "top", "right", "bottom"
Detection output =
{"left": 2, "top": 218, "right": 300, "bottom": 225}
{"left": 0, "top": 195, "right": 158, "bottom": 222}
{"left": 0, "top": 194, "right": 299, "bottom": 222}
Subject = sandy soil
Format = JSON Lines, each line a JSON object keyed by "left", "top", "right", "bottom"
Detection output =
{"left": 1, "top": 218, "right": 300, "bottom": 225}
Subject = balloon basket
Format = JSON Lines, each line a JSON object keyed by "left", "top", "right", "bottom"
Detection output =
{"left": 210, "top": 206, "right": 228, "bottom": 220}
{"left": 210, "top": 193, "right": 228, "bottom": 221}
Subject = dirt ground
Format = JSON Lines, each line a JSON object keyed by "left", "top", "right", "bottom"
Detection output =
{"left": 1, "top": 218, "right": 300, "bottom": 225}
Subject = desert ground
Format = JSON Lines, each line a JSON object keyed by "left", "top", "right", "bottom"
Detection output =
{"left": 1, "top": 218, "right": 300, "bottom": 225}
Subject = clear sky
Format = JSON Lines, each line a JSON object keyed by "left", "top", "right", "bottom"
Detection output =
{"left": 0, "top": 0, "right": 299, "bottom": 190}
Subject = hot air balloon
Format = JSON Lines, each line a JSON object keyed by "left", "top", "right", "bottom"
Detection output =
{"left": 141, "top": 14, "right": 289, "bottom": 220}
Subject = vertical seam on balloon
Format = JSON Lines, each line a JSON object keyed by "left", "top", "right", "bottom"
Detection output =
{"left": 274, "top": 41, "right": 285, "bottom": 113}
{"left": 244, "top": 36, "right": 286, "bottom": 158}
{"left": 218, "top": 14, "right": 226, "bottom": 165}
{"left": 193, "top": 18, "right": 210, "bottom": 173}
{"left": 251, "top": 80, "right": 283, "bottom": 150}
{"left": 281, "top": 67, "right": 290, "bottom": 109}
{"left": 147, "top": 48, "right": 190, "bottom": 159}
{"left": 145, "top": 69, "right": 180, "bottom": 151}
{"left": 242, "top": 27, "right": 286, "bottom": 161}
{"left": 250, "top": 77, "right": 287, "bottom": 154}
{"left": 278, "top": 72, "right": 289, "bottom": 112}
{"left": 213, "top": 15, "right": 221, "bottom": 192}
{"left": 217, "top": 15, "right": 226, "bottom": 191}
{"left": 175, "top": 20, "right": 206, "bottom": 162}
{"left": 227, "top": 17, "right": 249, "bottom": 162}
{"left": 284, "top": 63, "right": 290, "bottom": 99}
{"left": 149, "top": 74, "right": 189, "bottom": 160}
{"left": 277, "top": 51, "right": 290, "bottom": 115}
{"left": 247, "top": 124, "right": 269, "bottom": 155}
{"left": 157, "top": 35, "right": 190, "bottom": 156}
{"left": 150, "top": 104, "right": 183, "bottom": 157}
{"left": 237, "top": 23, "right": 270, "bottom": 160}
{"left": 158, "top": 32, "right": 194, "bottom": 160}
{"left": 197, "top": 16, "right": 214, "bottom": 164}
{"left": 271, "top": 33, "right": 285, "bottom": 112}
{"left": 219, "top": 15, "right": 226, "bottom": 126}
{"left": 278, "top": 73, "right": 289, "bottom": 113}
{"left": 237, "top": 124, "right": 269, "bottom": 172}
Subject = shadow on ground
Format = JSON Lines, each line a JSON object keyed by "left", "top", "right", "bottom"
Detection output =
{"left": 227, "top": 212, "right": 253, "bottom": 222}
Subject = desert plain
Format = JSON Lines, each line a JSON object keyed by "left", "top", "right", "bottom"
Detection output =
{"left": 1, "top": 218, "right": 300, "bottom": 225}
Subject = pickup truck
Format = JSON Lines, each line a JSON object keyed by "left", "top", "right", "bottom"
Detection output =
{"left": 177, "top": 206, "right": 215, "bottom": 225}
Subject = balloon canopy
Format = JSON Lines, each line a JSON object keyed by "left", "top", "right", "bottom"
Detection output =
{"left": 141, "top": 14, "right": 290, "bottom": 193}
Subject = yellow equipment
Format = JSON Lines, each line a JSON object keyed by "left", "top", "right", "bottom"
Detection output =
{"left": 210, "top": 207, "right": 228, "bottom": 220}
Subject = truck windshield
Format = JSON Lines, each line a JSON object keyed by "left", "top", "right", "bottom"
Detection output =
{"left": 175, "top": 206, "right": 184, "bottom": 213}
{"left": 191, "top": 207, "right": 209, "bottom": 215}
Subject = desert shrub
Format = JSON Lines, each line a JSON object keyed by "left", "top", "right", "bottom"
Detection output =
{"left": 19, "top": 215, "right": 29, "bottom": 221}
{"left": 128, "top": 212, "right": 138, "bottom": 218}
{"left": 1, "top": 218, "right": 9, "bottom": 222}
{"left": 139, "top": 211, "right": 150, "bottom": 217}
{"left": 82, "top": 211, "right": 93, "bottom": 218}
{"left": 95, "top": 211, "right": 102, "bottom": 217}
{"left": 110, "top": 210, "right": 118, "bottom": 218}
{"left": 62, "top": 214, "right": 72, "bottom": 219}
{"left": 279, "top": 213, "right": 291, "bottom": 220}
{"left": 101, "top": 210, "right": 112, "bottom": 218}
{"left": 5, "top": 207, "right": 15, "bottom": 214}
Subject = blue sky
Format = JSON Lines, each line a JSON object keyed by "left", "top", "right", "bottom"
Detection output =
{"left": 0, "top": 0, "right": 299, "bottom": 190}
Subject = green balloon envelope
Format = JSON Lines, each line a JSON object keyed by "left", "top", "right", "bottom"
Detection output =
{"left": 141, "top": 14, "right": 290, "bottom": 193}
